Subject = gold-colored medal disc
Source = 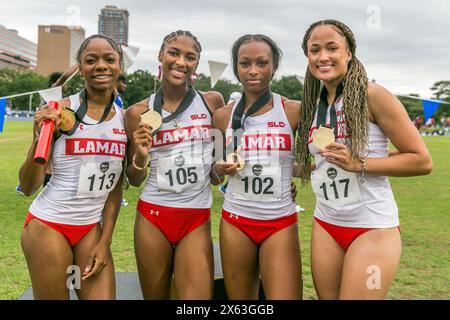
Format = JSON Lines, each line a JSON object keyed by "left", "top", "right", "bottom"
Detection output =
{"left": 312, "top": 125, "right": 335, "bottom": 149}
{"left": 226, "top": 152, "right": 245, "bottom": 171}
{"left": 59, "top": 108, "right": 76, "bottom": 132}
{"left": 141, "top": 110, "right": 162, "bottom": 132}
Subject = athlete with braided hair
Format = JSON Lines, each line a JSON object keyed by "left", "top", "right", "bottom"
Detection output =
{"left": 296, "top": 19, "right": 432, "bottom": 299}
{"left": 125, "top": 30, "right": 224, "bottom": 299}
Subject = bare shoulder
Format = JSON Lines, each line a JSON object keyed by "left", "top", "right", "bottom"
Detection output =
{"left": 367, "top": 82, "right": 404, "bottom": 119}
{"left": 281, "top": 96, "right": 301, "bottom": 126}
{"left": 125, "top": 97, "right": 150, "bottom": 121}
{"left": 199, "top": 90, "right": 225, "bottom": 112}
{"left": 281, "top": 96, "right": 301, "bottom": 112}
{"left": 212, "top": 102, "right": 233, "bottom": 132}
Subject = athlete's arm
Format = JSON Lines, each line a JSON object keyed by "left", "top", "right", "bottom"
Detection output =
{"left": 211, "top": 104, "right": 239, "bottom": 184}
{"left": 124, "top": 99, "right": 152, "bottom": 187}
{"left": 82, "top": 161, "right": 124, "bottom": 280}
{"left": 318, "top": 83, "right": 433, "bottom": 176}
{"left": 19, "top": 99, "right": 69, "bottom": 196}
{"left": 283, "top": 97, "right": 302, "bottom": 178}
{"left": 281, "top": 97, "right": 301, "bottom": 132}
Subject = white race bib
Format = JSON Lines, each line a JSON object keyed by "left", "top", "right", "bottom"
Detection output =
{"left": 229, "top": 164, "right": 281, "bottom": 202}
{"left": 311, "top": 165, "right": 361, "bottom": 206}
{"left": 157, "top": 153, "right": 205, "bottom": 193}
{"left": 77, "top": 160, "right": 123, "bottom": 198}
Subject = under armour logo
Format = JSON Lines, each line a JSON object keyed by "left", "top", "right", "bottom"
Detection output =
{"left": 229, "top": 214, "right": 239, "bottom": 219}
{"left": 150, "top": 210, "right": 159, "bottom": 216}
{"left": 79, "top": 124, "right": 84, "bottom": 130}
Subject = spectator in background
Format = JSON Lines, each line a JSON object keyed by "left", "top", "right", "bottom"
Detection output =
{"left": 115, "top": 74, "right": 127, "bottom": 109}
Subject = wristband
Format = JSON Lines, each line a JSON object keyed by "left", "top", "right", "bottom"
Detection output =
{"left": 211, "top": 163, "right": 225, "bottom": 182}
{"left": 359, "top": 157, "right": 367, "bottom": 184}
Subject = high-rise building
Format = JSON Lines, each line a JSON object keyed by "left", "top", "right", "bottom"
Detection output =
{"left": 0, "top": 25, "right": 37, "bottom": 70}
{"left": 98, "top": 5, "right": 129, "bottom": 45}
{"left": 36, "top": 25, "right": 85, "bottom": 77}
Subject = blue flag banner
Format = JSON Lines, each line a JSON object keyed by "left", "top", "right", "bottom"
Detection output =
{"left": 0, "top": 98, "right": 6, "bottom": 133}
{"left": 422, "top": 99, "right": 442, "bottom": 123}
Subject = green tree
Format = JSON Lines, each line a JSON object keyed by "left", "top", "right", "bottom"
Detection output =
{"left": 193, "top": 73, "right": 242, "bottom": 103}
{"left": 0, "top": 68, "right": 47, "bottom": 110}
{"left": 431, "top": 81, "right": 450, "bottom": 101}
{"left": 121, "top": 70, "right": 155, "bottom": 107}
{"left": 271, "top": 75, "right": 303, "bottom": 101}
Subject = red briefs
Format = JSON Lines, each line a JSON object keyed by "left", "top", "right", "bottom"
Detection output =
{"left": 314, "top": 217, "right": 401, "bottom": 251}
{"left": 221, "top": 209, "right": 298, "bottom": 246}
{"left": 24, "top": 212, "right": 97, "bottom": 247}
{"left": 137, "top": 200, "right": 211, "bottom": 246}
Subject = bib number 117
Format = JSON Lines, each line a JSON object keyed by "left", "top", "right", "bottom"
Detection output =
{"left": 319, "top": 178, "right": 349, "bottom": 200}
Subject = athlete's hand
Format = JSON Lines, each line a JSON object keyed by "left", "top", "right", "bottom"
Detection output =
{"left": 133, "top": 122, "right": 153, "bottom": 159}
{"left": 317, "top": 142, "right": 361, "bottom": 173}
{"left": 33, "top": 104, "right": 61, "bottom": 134}
{"left": 82, "top": 242, "right": 110, "bottom": 280}
{"left": 214, "top": 160, "right": 239, "bottom": 177}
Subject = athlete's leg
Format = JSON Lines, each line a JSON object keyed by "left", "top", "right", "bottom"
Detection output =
{"left": 339, "top": 227, "right": 401, "bottom": 299}
{"left": 173, "top": 221, "right": 214, "bottom": 300}
{"left": 73, "top": 224, "right": 115, "bottom": 300}
{"left": 21, "top": 218, "right": 73, "bottom": 300}
{"left": 259, "top": 223, "right": 302, "bottom": 300}
{"left": 134, "top": 212, "right": 174, "bottom": 299}
{"left": 219, "top": 218, "right": 260, "bottom": 300}
{"left": 310, "top": 219, "right": 346, "bottom": 300}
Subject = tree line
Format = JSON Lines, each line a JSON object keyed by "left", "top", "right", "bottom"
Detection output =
{"left": 0, "top": 68, "right": 448, "bottom": 119}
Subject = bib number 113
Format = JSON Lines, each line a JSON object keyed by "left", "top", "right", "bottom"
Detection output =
{"left": 87, "top": 173, "right": 116, "bottom": 192}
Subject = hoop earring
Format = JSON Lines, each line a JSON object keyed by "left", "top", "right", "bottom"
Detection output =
{"left": 157, "top": 64, "right": 162, "bottom": 81}
{"left": 189, "top": 71, "right": 198, "bottom": 85}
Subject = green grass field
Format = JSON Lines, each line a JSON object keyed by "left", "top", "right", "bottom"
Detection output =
{"left": 0, "top": 121, "right": 448, "bottom": 300}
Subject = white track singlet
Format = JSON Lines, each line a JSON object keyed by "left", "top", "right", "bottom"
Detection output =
{"left": 309, "top": 96, "right": 399, "bottom": 228}
{"left": 223, "top": 93, "right": 296, "bottom": 220}
{"left": 139, "top": 91, "right": 214, "bottom": 208}
{"left": 29, "top": 93, "right": 127, "bottom": 225}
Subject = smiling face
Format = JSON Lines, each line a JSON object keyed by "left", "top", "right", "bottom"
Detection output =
{"left": 306, "top": 25, "right": 352, "bottom": 85}
{"left": 78, "top": 38, "right": 121, "bottom": 91}
{"left": 158, "top": 35, "right": 199, "bottom": 87}
{"left": 236, "top": 40, "right": 274, "bottom": 93}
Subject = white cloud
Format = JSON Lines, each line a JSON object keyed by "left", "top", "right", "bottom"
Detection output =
{"left": 1, "top": 0, "right": 448, "bottom": 97}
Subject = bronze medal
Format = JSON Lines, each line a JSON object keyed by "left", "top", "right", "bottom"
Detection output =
{"left": 59, "top": 108, "right": 76, "bottom": 132}
{"left": 312, "top": 125, "right": 335, "bottom": 149}
{"left": 227, "top": 152, "right": 245, "bottom": 171}
{"left": 141, "top": 110, "right": 162, "bottom": 132}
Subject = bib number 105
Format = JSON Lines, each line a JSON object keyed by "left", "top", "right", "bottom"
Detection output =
{"left": 165, "top": 167, "right": 198, "bottom": 186}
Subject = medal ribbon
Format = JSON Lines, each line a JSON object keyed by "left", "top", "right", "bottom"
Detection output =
{"left": 63, "top": 89, "right": 115, "bottom": 136}
{"left": 153, "top": 86, "right": 196, "bottom": 124}
{"left": 228, "top": 89, "right": 272, "bottom": 154}
{"left": 316, "top": 83, "right": 343, "bottom": 137}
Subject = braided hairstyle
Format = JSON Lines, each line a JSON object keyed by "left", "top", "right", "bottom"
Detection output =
{"left": 159, "top": 30, "right": 202, "bottom": 59}
{"left": 158, "top": 30, "right": 202, "bottom": 85}
{"left": 77, "top": 34, "right": 124, "bottom": 70}
{"left": 296, "top": 19, "right": 369, "bottom": 183}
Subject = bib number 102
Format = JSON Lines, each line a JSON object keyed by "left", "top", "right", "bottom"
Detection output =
{"left": 242, "top": 176, "right": 274, "bottom": 195}
{"left": 87, "top": 173, "right": 116, "bottom": 192}
{"left": 319, "top": 178, "right": 350, "bottom": 200}
{"left": 165, "top": 167, "right": 198, "bottom": 186}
